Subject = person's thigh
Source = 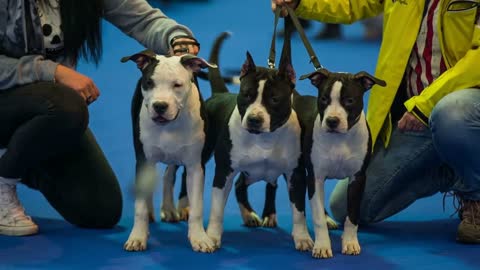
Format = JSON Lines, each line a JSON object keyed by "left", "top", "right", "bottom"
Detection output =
{"left": 24, "top": 129, "right": 123, "bottom": 228}
{"left": 329, "top": 127, "right": 449, "bottom": 224}
{"left": 430, "top": 88, "right": 480, "bottom": 200}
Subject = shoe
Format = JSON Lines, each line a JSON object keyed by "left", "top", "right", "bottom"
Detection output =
{"left": 0, "top": 178, "right": 39, "bottom": 236}
{"left": 314, "top": 24, "right": 342, "bottom": 40}
{"left": 457, "top": 199, "right": 480, "bottom": 244}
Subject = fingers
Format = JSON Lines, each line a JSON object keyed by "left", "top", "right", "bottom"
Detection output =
{"left": 397, "top": 113, "right": 426, "bottom": 132}
{"left": 171, "top": 37, "right": 200, "bottom": 56}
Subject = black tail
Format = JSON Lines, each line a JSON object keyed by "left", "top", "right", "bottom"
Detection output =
{"left": 208, "top": 32, "right": 231, "bottom": 94}
{"left": 196, "top": 70, "right": 240, "bottom": 84}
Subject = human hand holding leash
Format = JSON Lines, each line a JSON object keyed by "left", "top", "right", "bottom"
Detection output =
{"left": 271, "top": 0, "right": 300, "bottom": 16}
{"left": 54, "top": 65, "right": 100, "bottom": 105}
{"left": 398, "top": 112, "right": 426, "bottom": 132}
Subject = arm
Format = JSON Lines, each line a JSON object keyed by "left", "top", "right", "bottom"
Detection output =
{"left": 296, "top": 0, "right": 383, "bottom": 24}
{"left": 404, "top": 26, "right": 480, "bottom": 125}
{"left": 103, "top": 0, "right": 194, "bottom": 55}
{"left": 0, "top": 54, "right": 57, "bottom": 90}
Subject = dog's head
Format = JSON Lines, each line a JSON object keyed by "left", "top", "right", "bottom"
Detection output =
{"left": 236, "top": 51, "right": 296, "bottom": 134}
{"left": 121, "top": 50, "right": 215, "bottom": 125}
{"left": 300, "top": 69, "right": 386, "bottom": 133}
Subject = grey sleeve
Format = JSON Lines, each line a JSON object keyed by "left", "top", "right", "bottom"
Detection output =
{"left": 0, "top": 54, "right": 58, "bottom": 90}
{"left": 103, "top": 0, "right": 194, "bottom": 55}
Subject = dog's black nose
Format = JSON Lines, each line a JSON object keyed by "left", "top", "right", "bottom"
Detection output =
{"left": 326, "top": 116, "right": 340, "bottom": 129}
{"left": 247, "top": 115, "right": 263, "bottom": 127}
{"left": 153, "top": 102, "right": 169, "bottom": 114}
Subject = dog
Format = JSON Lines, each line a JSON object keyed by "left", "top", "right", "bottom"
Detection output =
{"left": 296, "top": 68, "right": 386, "bottom": 258}
{"left": 120, "top": 50, "right": 217, "bottom": 252}
{"left": 202, "top": 32, "right": 310, "bottom": 251}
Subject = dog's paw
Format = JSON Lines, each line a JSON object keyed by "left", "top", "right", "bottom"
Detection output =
{"left": 189, "top": 230, "right": 216, "bottom": 253}
{"left": 326, "top": 215, "right": 338, "bottom": 230}
{"left": 292, "top": 232, "right": 314, "bottom": 251}
{"left": 206, "top": 225, "right": 223, "bottom": 250}
{"left": 342, "top": 238, "right": 361, "bottom": 255}
{"left": 239, "top": 205, "right": 262, "bottom": 227}
{"left": 160, "top": 206, "right": 180, "bottom": 223}
{"left": 124, "top": 229, "right": 148, "bottom": 252}
{"left": 262, "top": 213, "right": 278, "bottom": 228}
{"left": 312, "top": 242, "right": 333, "bottom": 259}
{"left": 177, "top": 197, "right": 189, "bottom": 221}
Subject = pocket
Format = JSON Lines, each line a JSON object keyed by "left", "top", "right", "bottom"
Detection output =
{"left": 442, "top": 2, "right": 478, "bottom": 61}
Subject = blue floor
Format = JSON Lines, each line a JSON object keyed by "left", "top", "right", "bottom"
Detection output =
{"left": 1, "top": 0, "right": 479, "bottom": 269}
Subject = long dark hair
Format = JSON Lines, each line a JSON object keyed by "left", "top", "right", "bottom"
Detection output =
{"left": 59, "top": 0, "right": 104, "bottom": 64}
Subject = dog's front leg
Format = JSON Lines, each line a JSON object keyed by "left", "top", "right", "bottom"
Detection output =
{"left": 185, "top": 163, "right": 215, "bottom": 253}
{"left": 124, "top": 198, "right": 150, "bottom": 251}
{"left": 309, "top": 174, "right": 333, "bottom": 258}
{"left": 286, "top": 170, "right": 314, "bottom": 251}
{"left": 342, "top": 173, "right": 366, "bottom": 255}
{"left": 207, "top": 168, "right": 236, "bottom": 250}
{"left": 161, "top": 165, "right": 180, "bottom": 222}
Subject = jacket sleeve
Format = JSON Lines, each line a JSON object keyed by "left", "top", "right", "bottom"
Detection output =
{"left": 295, "top": 0, "right": 384, "bottom": 24}
{"left": 0, "top": 54, "right": 58, "bottom": 90}
{"left": 404, "top": 25, "right": 480, "bottom": 125}
{"left": 103, "top": 0, "right": 194, "bottom": 55}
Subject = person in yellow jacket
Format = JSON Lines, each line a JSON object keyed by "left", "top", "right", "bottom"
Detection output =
{"left": 272, "top": 0, "right": 480, "bottom": 244}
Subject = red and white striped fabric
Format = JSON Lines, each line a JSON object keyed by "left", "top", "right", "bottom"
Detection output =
{"left": 406, "top": 0, "right": 447, "bottom": 98}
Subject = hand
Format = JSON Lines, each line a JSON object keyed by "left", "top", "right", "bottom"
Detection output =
{"left": 271, "top": 0, "right": 300, "bottom": 16}
{"left": 398, "top": 112, "right": 426, "bottom": 132}
{"left": 54, "top": 65, "right": 100, "bottom": 105}
{"left": 171, "top": 37, "right": 200, "bottom": 56}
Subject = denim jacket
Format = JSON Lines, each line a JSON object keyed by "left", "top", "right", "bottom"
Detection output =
{"left": 0, "top": 0, "right": 193, "bottom": 90}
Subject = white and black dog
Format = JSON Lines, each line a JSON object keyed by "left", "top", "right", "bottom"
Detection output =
{"left": 202, "top": 32, "right": 311, "bottom": 251}
{"left": 296, "top": 69, "right": 386, "bottom": 258}
{"left": 120, "top": 50, "right": 217, "bottom": 252}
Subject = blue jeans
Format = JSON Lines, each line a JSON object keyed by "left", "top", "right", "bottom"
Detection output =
{"left": 329, "top": 88, "right": 480, "bottom": 224}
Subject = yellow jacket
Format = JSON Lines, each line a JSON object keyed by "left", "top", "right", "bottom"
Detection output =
{"left": 296, "top": 0, "right": 480, "bottom": 149}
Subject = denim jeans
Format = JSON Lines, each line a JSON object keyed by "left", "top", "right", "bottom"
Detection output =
{"left": 329, "top": 88, "right": 480, "bottom": 224}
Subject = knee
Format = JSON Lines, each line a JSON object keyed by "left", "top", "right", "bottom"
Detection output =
{"left": 48, "top": 84, "right": 89, "bottom": 136}
{"left": 430, "top": 89, "right": 480, "bottom": 152}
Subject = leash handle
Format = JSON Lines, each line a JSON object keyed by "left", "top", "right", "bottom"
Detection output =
{"left": 268, "top": 7, "right": 282, "bottom": 69}
{"left": 284, "top": 3, "right": 323, "bottom": 70}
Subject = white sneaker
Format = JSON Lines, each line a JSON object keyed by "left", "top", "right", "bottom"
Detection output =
{"left": 0, "top": 178, "right": 39, "bottom": 236}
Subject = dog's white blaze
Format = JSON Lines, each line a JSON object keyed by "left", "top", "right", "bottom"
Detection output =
{"left": 242, "top": 80, "right": 271, "bottom": 132}
{"left": 323, "top": 80, "right": 348, "bottom": 132}
{"left": 229, "top": 106, "right": 301, "bottom": 184}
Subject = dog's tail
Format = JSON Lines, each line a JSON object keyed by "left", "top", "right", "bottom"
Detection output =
{"left": 208, "top": 32, "right": 232, "bottom": 94}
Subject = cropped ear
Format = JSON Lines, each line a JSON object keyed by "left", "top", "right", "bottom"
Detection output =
{"left": 278, "top": 55, "right": 296, "bottom": 85}
{"left": 299, "top": 68, "right": 330, "bottom": 87}
{"left": 180, "top": 54, "right": 217, "bottom": 73}
{"left": 120, "top": 50, "right": 157, "bottom": 70}
{"left": 353, "top": 71, "right": 387, "bottom": 91}
{"left": 240, "top": 51, "right": 256, "bottom": 78}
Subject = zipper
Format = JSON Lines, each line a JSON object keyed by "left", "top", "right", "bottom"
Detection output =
{"left": 22, "top": 0, "right": 28, "bottom": 53}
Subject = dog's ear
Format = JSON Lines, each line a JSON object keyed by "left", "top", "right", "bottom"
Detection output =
{"left": 299, "top": 68, "right": 330, "bottom": 87}
{"left": 120, "top": 50, "right": 157, "bottom": 70}
{"left": 278, "top": 55, "right": 296, "bottom": 85}
{"left": 240, "top": 51, "right": 256, "bottom": 78}
{"left": 180, "top": 54, "right": 217, "bottom": 73}
{"left": 353, "top": 71, "right": 387, "bottom": 91}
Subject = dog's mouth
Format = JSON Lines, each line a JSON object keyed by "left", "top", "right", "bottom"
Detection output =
{"left": 151, "top": 111, "right": 179, "bottom": 125}
{"left": 246, "top": 128, "right": 264, "bottom": 134}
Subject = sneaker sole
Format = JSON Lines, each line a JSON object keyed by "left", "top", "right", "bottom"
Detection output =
{"left": 0, "top": 224, "right": 39, "bottom": 236}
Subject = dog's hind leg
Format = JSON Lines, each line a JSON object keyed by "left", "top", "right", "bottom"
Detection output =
{"left": 161, "top": 165, "right": 180, "bottom": 222}
{"left": 262, "top": 181, "right": 278, "bottom": 227}
{"left": 235, "top": 173, "right": 262, "bottom": 227}
{"left": 342, "top": 173, "right": 366, "bottom": 255}
{"left": 177, "top": 168, "right": 189, "bottom": 221}
{"left": 325, "top": 209, "right": 338, "bottom": 230}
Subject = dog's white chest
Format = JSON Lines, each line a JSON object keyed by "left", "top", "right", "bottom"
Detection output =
{"left": 311, "top": 113, "right": 369, "bottom": 180}
{"left": 229, "top": 107, "right": 301, "bottom": 183}
{"left": 139, "top": 100, "right": 205, "bottom": 166}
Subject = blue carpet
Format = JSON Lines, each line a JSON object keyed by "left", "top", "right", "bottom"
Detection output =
{"left": 1, "top": 0, "right": 478, "bottom": 269}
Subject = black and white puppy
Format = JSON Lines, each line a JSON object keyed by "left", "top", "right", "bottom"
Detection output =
{"left": 121, "top": 50, "right": 216, "bottom": 252}
{"left": 203, "top": 32, "right": 308, "bottom": 251}
{"left": 296, "top": 69, "right": 386, "bottom": 258}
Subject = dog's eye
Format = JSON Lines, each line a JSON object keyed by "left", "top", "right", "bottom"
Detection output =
{"left": 173, "top": 83, "right": 183, "bottom": 88}
{"left": 320, "top": 96, "right": 329, "bottom": 104}
{"left": 344, "top": 98, "right": 355, "bottom": 106}
{"left": 145, "top": 79, "right": 154, "bottom": 88}
{"left": 271, "top": 96, "right": 280, "bottom": 104}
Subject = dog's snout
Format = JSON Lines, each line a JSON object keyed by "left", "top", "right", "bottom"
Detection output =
{"left": 326, "top": 116, "right": 340, "bottom": 129}
{"left": 153, "top": 102, "right": 169, "bottom": 114}
{"left": 247, "top": 115, "right": 264, "bottom": 127}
